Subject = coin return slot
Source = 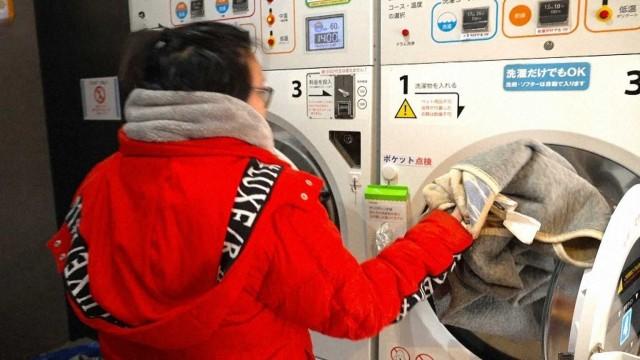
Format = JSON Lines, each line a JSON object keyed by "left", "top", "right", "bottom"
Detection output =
{"left": 336, "top": 102, "right": 352, "bottom": 119}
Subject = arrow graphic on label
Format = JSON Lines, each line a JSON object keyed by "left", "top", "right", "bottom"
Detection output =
{"left": 415, "top": 91, "right": 465, "bottom": 118}
{"left": 309, "top": 90, "right": 332, "bottom": 97}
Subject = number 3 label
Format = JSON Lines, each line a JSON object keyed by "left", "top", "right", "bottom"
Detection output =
{"left": 292, "top": 80, "right": 302, "bottom": 98}
{"left": 626, "top": 70, "right": 640, "bottom": 96}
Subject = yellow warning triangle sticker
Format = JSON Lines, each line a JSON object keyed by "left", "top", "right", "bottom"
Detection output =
{"left": 395, "top": 99, "right": 417, "bottom": 119}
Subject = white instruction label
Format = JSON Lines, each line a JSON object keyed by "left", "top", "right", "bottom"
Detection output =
{"left": 306, "top": 72, "right": 334, "bottom": 119}
{"left": 367, "top": 199, "right": 409, "bottom": 252}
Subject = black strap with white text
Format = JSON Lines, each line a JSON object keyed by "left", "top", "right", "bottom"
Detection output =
{"left": 217, "top": 158, "right": 283, "bottom": 282}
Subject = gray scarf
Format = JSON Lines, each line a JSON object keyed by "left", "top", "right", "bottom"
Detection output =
{"left": 123, "top": 89, "right": 276, "bottom": 152}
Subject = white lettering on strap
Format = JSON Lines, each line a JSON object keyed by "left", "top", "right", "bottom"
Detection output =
{"left": 218, "top": 159, "right": 282, "bottom": 282}
{"left": 230, "top": 208, "right": 258, "bottom": 227}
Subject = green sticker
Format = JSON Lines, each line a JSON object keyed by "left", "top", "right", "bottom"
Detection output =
{"left": 306, "top": 0, "right": 350, "bottom": 8}
{"left": 365, "top": 185, "right": 409, "bottom": 202}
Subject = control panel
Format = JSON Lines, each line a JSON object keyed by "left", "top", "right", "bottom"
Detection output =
{"left": 168, "top": 0, "right": 255, "bottom": 25}
{"left": 381, "top": 0, "right": 640, "bottom": 64}
{"left": 129, "top": 0, "right": 376, "bottom": 70}
{"left": 431, "top": 0, "right": 499, "bottom": 43}
{"left": 503, "top": 0, "right": 578, "bottom": 37}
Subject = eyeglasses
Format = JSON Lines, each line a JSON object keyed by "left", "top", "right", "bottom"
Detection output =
{"left": 252, "top": 86, "right": 274, "bottom": 107}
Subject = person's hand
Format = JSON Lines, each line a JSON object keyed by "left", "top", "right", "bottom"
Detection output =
{"left": 446, "top": 207, "right": 474, "bottom": 239}
{"left": 403, "top": 210, "right": 474, "bottom": 259}
{"left": 450, "top": 207, "right": 463, "bottom": 222}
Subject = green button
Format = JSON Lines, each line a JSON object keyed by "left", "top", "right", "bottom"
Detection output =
{"left": 365, "top": 185, "right": 409, "bottom": 201}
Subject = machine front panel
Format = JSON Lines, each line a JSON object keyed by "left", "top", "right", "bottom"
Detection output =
{"left": 128, "top": 0, "right": 376, "bottom": 70}
{"left": 265, "top": 64, "right": 376, "bottom": 360}
{"left": 379, "top": 54, "right": 640, "bottom": 359}
{"left": 381, "top": 0, "right": 640, "bottom": 65}
{"left": 266, "top": 65, "right": 375, "bottom": 262}
{"left": 380, "top": 54, "right": 640, "bottom": 222}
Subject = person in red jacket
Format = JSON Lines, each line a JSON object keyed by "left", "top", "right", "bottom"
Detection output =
{"left": 47, "top": 22, "right": 472, "bottom": 359}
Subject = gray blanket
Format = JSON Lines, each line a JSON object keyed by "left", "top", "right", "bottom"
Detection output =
{"left": 423, "top": 139, "right": 611, "bottom": 341}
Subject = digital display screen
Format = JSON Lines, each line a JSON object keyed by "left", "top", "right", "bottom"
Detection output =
{"left": 190, "top": 0, "right": 204, "bottom": 18}
{"left": 462, "top": 7, "right": 490, "bottom": 32}
{"left": 233, "top": 0, "right": 248, "bottom": 13}
{"left": 539, "top": 0, "right": 570, "bottom": 25}
{"left": 306, "top": 14, "right": 345, "bottom": 51}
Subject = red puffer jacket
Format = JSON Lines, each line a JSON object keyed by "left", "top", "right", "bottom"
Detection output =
{"left": 47, "top": 131, "right": 472, "bottom": 359}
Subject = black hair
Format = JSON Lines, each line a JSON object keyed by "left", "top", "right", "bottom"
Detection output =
{"left": 119, "top": 22, "right": 254, "bottom": 101}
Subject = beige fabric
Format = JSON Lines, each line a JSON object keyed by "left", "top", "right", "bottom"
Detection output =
{"left": 423, "top": 139, "right": 611, "bottom": 267}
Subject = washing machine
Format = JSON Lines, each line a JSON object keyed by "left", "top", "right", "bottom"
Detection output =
{"left": 378, "top": 0, "right": 640, "bottom": 359}
{"left": 128, "top": 1, "right": 378, "bottom": 359}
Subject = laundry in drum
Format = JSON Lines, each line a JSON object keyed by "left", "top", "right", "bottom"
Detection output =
{"left": 422, "top": 139, "right": 611, "bottom": 341}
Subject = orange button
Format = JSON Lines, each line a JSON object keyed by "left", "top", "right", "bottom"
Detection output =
{"left": 509, "top": 5, "right": 532, "bottom": 27}
{"left": 267, "top": 8, "right": 275, "bottom": 26}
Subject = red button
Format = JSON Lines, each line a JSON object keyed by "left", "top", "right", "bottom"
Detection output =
{"left": 402, "top": 29, "right": 410, "bottom": 37}
{"left": 599, "top": 10, "right": 609, "bottom": 19}
{"left": 267, "top": 37, "right": 275, "bottom": 47}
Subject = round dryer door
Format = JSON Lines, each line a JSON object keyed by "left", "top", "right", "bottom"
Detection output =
{"left": 570, "top": 185, "right": 640, "bottom": 359}
{"left": 432, "top": 145, "right": 640, "bottom": 360}
{"left": 269, "top": 119, "right": 340, "bottom": 228}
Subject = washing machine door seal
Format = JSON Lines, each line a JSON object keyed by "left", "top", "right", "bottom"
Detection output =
{"left": 267, "top": 115, "right": 340, "bottom": 228}
{"left": 570, "top": 185, "right": 640, "bottom": 359}
{"left": 543, "top": 145, "right": 640, "bottom": 360}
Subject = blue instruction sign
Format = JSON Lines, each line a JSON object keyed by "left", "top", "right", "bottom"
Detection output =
{"left": 621, "top": 308, "right": 633, "bottom": 345}
{"left": 503, "top": 62, "right": 590, "bottom": 91}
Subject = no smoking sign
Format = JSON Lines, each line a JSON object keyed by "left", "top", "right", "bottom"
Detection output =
{"left": 390, "top": 346, "right": 410, "bottom": 360}
{"left": 94, "top": 85, "right": 107, "bottom": 104}
{"left": 81, "top": 76, "right": 121, "bottom": 120}
{"left": 390, "top": 346, "right": 435, "bottom": 360}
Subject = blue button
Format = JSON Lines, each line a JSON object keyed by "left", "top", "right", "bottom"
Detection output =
{"left": 176, "top": 2, "right": 188, "bottom": 19}
{"left": 216, "top": 2, "right": 229, "bottom": 14}
{"left": 437, "top": 12, "right": 458, "bottom": 32}
{"left": 621, "top": 308, "right": 633, "bottom": 345}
